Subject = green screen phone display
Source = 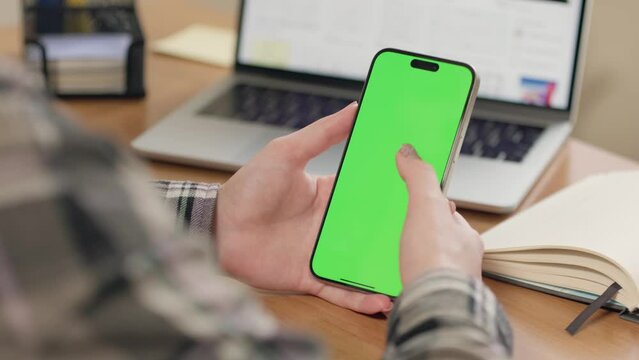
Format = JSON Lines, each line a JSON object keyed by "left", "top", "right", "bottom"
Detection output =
{"left": 310, "top": 49, "right": 477, "bottom": 297}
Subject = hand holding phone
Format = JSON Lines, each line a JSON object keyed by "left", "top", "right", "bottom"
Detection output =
{"left": 310, "top": 49, "right": 479, "bottom": 297}
{"left": 216, "top": 104, "right": 392, "bottom": 315}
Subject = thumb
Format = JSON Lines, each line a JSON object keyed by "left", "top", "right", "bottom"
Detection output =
{"left": 396, "top": 144, "right": 443, "bottom": 201}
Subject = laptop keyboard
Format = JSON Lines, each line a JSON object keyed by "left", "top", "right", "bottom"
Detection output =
{"left": 460, "top": 118, "right": 544, "bottom": 162}
{"left": 199, "top": 83, "right": 544, "bottom": 163}
{"left": 199, "top": 84, "right": 354, "bottom": 129}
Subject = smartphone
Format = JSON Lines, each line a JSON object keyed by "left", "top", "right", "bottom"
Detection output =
{"left": 310, "top": 49, "right": 479, "bottom": 297}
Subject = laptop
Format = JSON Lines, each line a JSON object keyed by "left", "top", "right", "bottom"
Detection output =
{"left": 133, "top": 0, "right": 591, "bottom": 214}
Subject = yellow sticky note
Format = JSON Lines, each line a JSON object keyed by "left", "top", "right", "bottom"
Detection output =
{"left": 153, "top": 24, "right": 236, "bottom": 67}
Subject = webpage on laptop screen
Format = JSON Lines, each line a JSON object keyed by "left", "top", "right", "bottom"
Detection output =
{"left": 238, "top": 0, "right": 584, "bottom": 110}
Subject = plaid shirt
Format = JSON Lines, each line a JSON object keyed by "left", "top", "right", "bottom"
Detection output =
{"left": 0, "top": 59, "right": 512, "bottom": 359}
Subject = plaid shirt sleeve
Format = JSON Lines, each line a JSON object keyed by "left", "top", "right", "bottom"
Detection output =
{"left": 385, "top": 270, "right": 513, "bottom": 359}
{"left": 152, "top": 180, "right": 219, "bottom": 239}
{"left": 0, "top": 58, "right": 512, "bottom": 360}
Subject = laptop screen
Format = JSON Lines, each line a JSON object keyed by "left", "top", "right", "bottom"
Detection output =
{"left": 237, "top": 0, "right": 586, "bottom": 111}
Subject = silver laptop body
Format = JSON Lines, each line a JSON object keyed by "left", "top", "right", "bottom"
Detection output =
{"left": 133, "top": 0, "right": 591, "bottom": 214}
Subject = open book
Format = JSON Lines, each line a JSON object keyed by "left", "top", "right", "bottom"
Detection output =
{"left": 482, "top": 171, "right": 639, "bottom": 323}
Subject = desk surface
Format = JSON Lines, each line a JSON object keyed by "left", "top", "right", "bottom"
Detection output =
{"left": 1, "top": 0, "right": 638, "bottom": 358}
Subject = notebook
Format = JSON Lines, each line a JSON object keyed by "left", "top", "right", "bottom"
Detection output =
{"left": 152, "top": 24, "right": 236, "bottom": 67}
{"left": 482, "top": 171, "right": 639, "bottom": 324}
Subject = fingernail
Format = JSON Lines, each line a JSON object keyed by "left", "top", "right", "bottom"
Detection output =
{"left": 399, "top": 144, "right": 419, "bottom": 159}
{"left": 350, "top": 101, "right": 359, "bottom": 107}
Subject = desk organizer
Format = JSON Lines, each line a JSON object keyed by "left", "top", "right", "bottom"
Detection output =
{"left": 22, "top": 0, "right": 145, "bottom": 98}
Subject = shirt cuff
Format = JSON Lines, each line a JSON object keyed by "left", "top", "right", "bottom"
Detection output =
{"left": 385, "top": 269, "right": 513, "bottom": 359}
{"left": 152, "top": 180, "right": 220, "bottom": 241}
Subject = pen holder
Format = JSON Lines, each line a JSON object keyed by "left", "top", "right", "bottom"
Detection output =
{"left": 22, "top": 0, "right": 145, "bottom": 98}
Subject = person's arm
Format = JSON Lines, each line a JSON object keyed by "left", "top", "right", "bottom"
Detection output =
{"left": 384, "top": 144, "right": 513, "bottom": 359}
{"left": 148, "top": 185, "right": 512, "bottom": 360}
{"left": 150, "top": 177, "right": 513, "bottom": 360}
{"left": 151, "top": 182, "right": 512, "bottom": 359}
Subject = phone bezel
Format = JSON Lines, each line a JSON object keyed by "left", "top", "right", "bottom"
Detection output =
{"left": 309, "top": 48, "right": 480, "bottom": 298}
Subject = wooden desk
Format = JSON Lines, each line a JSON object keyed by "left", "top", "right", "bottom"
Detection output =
{"left": 1, "top": 1, "right": 638, "bottom": 358}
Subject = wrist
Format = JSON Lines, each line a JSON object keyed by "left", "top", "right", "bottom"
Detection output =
{"left": 402, "top": 258, "right": 481, "bottom": 286}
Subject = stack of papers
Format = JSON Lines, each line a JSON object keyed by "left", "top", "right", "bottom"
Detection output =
{"left": 28, "top": 33, "right": 132, "bottom": 95}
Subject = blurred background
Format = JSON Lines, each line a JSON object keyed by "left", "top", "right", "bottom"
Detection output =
{"left": 1, "top": 0, "right": 637, "bottom": 160}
